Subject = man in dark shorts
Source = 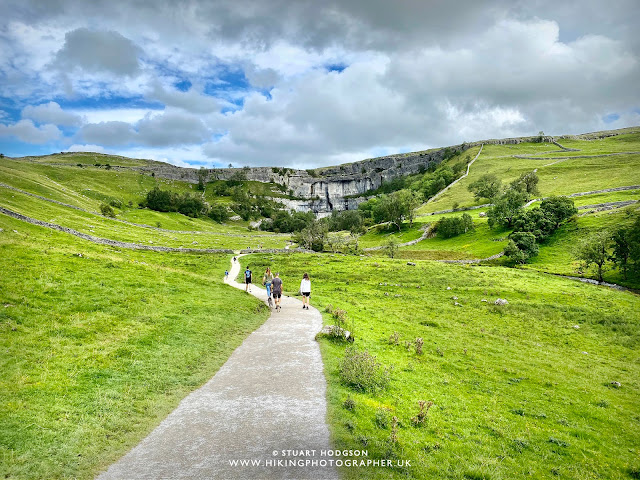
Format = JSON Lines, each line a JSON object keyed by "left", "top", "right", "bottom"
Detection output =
{"left": 271, "top": 273, "right": 283, "bottom": 312}
{"left": 244, "top": 266, "right": 252, "bottom": 292}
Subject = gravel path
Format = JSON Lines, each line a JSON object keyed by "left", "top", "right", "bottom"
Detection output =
{"left": 97, "top": 256, "right": 337, "bottom": 480}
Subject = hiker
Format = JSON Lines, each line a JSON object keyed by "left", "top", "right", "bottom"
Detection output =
{"left": 233, "top": 256, "right": 237, "bottom": 263}
{"left": 262, "top": 267, "right": 274, "bottom": 298}
{"left": 244, "top": 266, "right": 252, "bottom": 292}
{"left": 271, "top": 272, "right": 283, "bottom": 311}
{"left": 300, "top": 273, "right": 311, "bottom": 310}
{"left": 224, "top": 269, "right": 229, "bottom": 280}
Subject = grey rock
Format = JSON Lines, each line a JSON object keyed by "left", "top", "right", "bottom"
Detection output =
{"left": 494, "top": 298, "right": 509, "bottom": 305}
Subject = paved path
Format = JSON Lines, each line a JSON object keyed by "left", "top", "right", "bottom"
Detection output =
{"left": 97, "top": 256, "right": 337, "bottom": 480}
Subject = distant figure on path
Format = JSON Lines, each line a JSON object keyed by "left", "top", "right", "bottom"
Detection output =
{"left": 300, "top": 273, "right": 311, "bottom": 310}
{"left": 271, "top": 273, "right": 283, "bottom": 312}
{"left": 224, "top": 270, "right": 229, "bottom": 280}
{"left": 262, "top": 267, "right": 274, "bottom": 308}
{"left": 244, "top": 266, "right": 252, "bottom": 292}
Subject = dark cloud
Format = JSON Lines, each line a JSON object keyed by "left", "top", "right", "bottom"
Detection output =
{"left": 54, "top": 28, "right": 140, "bottom": 76}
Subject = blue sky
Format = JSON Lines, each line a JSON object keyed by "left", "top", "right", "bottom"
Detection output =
{"left": 0, "top": 0, "right": 638, "bottom": 168}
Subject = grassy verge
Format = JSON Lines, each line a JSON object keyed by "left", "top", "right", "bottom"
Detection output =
{"left": 0, "top": 215, "right": 270, "bottom": 479}
{"left": 246, "top": 253, "right": 640, "bottom": 480}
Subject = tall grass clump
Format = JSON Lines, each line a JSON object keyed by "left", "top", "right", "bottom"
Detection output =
{"left": 339, "top": 347, "right": 392, "bottom": 392}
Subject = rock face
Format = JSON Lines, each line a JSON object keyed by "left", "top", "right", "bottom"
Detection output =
{"left": 138, "top": 144, "right": 471, "bottom": 214}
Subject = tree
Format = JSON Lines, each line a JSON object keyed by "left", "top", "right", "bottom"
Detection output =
{"left": 576, "top": 231, "right": 610, "bottom": 282}
{"left": 197, "top": 167, "right": 206, "bottom": 191}
{"left": 435, "top": 213, "right": 475, "bottom": 238}
{"left": 540, "top": 196, "right": 578, "bottom": 229}
{"left": 397, "top": 189, "right": 423, "bottom": 227}
{"left": 294, "top": 221, "right": 327, "bottom": 252}
{"left": 610, "top": 211, "right": 640, "bottom": 278}
{"left": 504, "top": 231, "right": 539, "bottom": 264}
{"left": 487, "top": 188, "right": 529, "bottom": 228}
{"left": 510, "top": 171, "right": 539, "bottom": 196}
{"left": 468, "top": 174, "right": 502, "bottom": 201}
{"left": 384, "top": 238, "right": 398, "bottom": 258}
{"left": 373, "top": 193, "right": 408, "bottom": 231}
{"left": 208, "top": 204, "right": 229, "bottom": 223}
{"left": 145, "top": 187, "right": 173, "bottom": 212}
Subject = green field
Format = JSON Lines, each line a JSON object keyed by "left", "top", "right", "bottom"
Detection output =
{"left": 0, "top": 214, "right": 270, "bottom": 479}
{"left": 246, "top": 253, "right": 640, "bottom": 480}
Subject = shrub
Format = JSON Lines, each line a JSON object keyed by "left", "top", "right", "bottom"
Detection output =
{"left": 100, "top": 203, "right": 116, "bottom": 217}
{"left": 108, "top": 199, "right": 122, "bottom": 208}
{"left": 339, "top": 347, "right": 392, "bottom": 393}
{"left": 343, "top": 396, "right": 356, "bottom": 411}
{"left": 375, "top": 408, "right": 391, "bottom": 429}
{"left": 435, "top": 213, "right": 474, "bottom": 238}
{"left": 411, "top": 400, "right": 433, "bottom": 427}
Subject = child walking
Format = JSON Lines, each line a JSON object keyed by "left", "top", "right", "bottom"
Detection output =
{"left": 300, "top": 273, "right": 311, "bottom": 310}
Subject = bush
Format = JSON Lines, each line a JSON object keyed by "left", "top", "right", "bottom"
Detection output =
{"left": 339, "top": 347, "right": 392, "bottom": 392}
{"left": 208, "top": 204, "right": 229, "bottom": 223}
{"left": 100, "top": 203, "right": 116, "bottom": 218}
{"left": 435, "top": 213, "right": 474, "bottom": 238}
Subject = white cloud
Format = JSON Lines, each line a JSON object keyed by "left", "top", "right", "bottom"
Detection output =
{"left": 22, "top": 101, "right": 82, "bottom": 126}
{"left": 66, "top": 143, "right": 106, "bottom": 153}
{"left": 0, "top": 119, "right": 62, "bottom": 143}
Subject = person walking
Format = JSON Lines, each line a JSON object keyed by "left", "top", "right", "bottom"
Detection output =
{"left": 224, "top": 269, "right": 229, "bottom": 280}
{"left": 244, "top": 266, "right": 252, "bottom": 293}
{"left": 300, "top": 273, "right": 311, "bottom": 310}
{"left": 262, "top": 267, "right": 274, "bottom": 308}
{"left": 271, "top": 272, "right": 283, "bottom": 312}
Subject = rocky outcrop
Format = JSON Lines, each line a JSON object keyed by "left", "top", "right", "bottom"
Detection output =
{"left": 137, "top": 144, "right": 471, "bottom": 214}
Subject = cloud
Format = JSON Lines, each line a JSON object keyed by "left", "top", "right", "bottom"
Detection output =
{"left": 77, "top": 110, "right": 211, "bottom": 147}
{"left": 22, "top": 101, "right": 82, "bottom": 126}
{"left": 0, "top": 119, "right": 62, "bottom": 143}
{"left": 66, "top": 143, "right": 105, "bottom": 153}
{"left": 78, "top": 121, "right": 136, "bottom": 146}
{"left": 136, "top": 110, "right": 211, "bottom": 146}
{"left": 149, "top": 82, "right": 221, "bottom": 114}
{"left": 54, "top": 27, "right": 140, "bottom": 76}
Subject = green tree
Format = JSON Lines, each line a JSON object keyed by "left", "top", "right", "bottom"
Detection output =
{"left": 145, "top": 187, "right": 173, "bottom": 212}
{"left": 384, "top": 238, "right": 398, "bottom": 258}
{"left": 540, "top": 196, "right": 578, "bottom": 229}
{"left": 487, "top": 188, "right": 529, "bottom": 228}
{"left": 576, "top": 231, "right": 610, "bottom": 282}
{"left": 397, "top": 189, "right": 423, "bottom": 227}
{"left": 208, "top": 204, "right": 229, "bottom": 223}
{"left": 504, "top": 231, "right": 539, "bottom": 264}
{"left": 373, "top": 193, "right": 408, "bottom": 231}
{"left": 510, "top": 171, "right": 539, "bottom": 196}
{"left": 468, "top": 174, "right": 502, "bottom": 201}
{"left": 197, "top": 167, "right": 206, "bottom": 191}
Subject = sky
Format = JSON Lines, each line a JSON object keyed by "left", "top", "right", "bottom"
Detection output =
{"left": 0, "top": 0, "right": 638, "bottom": 169}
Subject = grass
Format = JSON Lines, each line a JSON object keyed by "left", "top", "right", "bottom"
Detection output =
{"left": 0, "top": 215, "right": 270, "bottom": 479}
{"left": 0, "top": 187, "right": 290, "bottom": 250}
{"left": 419, "top": 133, "right": 640, "bottom": 214}
{"left": 246, "top": 253, "right": 640, "bottom": 480}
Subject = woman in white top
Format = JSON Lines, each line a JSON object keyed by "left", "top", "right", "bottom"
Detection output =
{"left": 300, "top": 273, "right": 311, "bottom": 310}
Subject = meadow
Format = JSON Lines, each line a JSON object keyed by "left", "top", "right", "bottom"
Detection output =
{"left": 0, "top": 214, "right": 270, "bottom": 479}
{"left": 247, "top": 253, "right": 640, "bottom": 480}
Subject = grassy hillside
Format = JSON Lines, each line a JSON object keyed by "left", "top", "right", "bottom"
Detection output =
{"left": 247, "top": 253, "right": 640, "bottom": 480}
{"left": 0, "top": 214, "right": 270, "bottom": 479}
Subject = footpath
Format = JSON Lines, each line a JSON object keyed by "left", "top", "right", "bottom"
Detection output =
{"left": 97, "top": 256, "right": 337, "bottom": 479}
